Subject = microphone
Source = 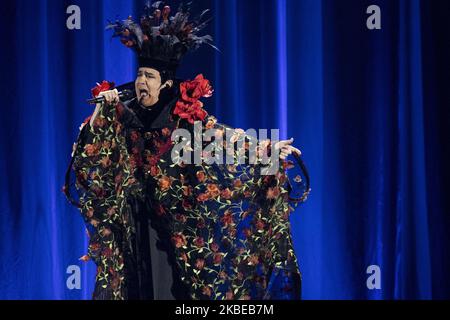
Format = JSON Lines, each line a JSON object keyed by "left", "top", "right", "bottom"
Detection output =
{"left": 87, "top": 89, "right": 135, "bottom": 105}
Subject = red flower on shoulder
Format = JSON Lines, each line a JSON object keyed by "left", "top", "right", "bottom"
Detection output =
{"left": 180, "top": 74, "right": 213, "bottom": 102}
{"left": 174, "top": 100, "right": 208, "bottom": 125}
{"left": 173, "top": 74, "right": 213, "bottom": 124}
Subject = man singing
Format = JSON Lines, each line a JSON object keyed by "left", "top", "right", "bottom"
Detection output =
{"left": 64, "top": 2, "right": 309, "bottom": 300}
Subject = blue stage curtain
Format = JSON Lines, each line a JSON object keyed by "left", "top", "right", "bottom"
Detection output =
{"left": 0, "top": 0, "right": 448, "bottom": 299}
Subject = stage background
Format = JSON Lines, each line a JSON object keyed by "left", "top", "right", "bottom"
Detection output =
{"left": 0, "top": 0, "right": 449, "bottom": 299}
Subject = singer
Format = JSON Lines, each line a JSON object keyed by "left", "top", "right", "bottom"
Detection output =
{"left": 64, "top": 2, "right": 309, "bottom": 300}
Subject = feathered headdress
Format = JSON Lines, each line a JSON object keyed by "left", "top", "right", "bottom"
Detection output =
{"left": 106, "top": 1, "right": 217, "bottom": 75}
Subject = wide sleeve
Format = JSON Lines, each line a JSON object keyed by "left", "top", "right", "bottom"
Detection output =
{"left": 160, "top": 115, "right": 310, "bottom": 300}
{"left": 63, "top": 101, "right": 142, "bottom": 300}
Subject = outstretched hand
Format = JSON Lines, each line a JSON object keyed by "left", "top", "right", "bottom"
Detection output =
{"left": 275, "top": 138, "right": 301, "bottom": 160}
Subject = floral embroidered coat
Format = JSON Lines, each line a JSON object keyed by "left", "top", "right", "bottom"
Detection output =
{"left": 64, "top": 75, "right": 309, "bottom": 300}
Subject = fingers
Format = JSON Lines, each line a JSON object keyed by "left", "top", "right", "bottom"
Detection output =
{"left": 99, "top": 89, "right": 119, "bottom": 105}
{"left": 276, "top": 138, "right": 302, "bottom": 160}
{"left": 283, "top": 145, "right": 301, "bottom": 155}
{"left": 279, "top": 146, "right": 291, "bottom": 160}
{"left": 280, "top": 147, "right": 292, "bottom": 159}
{"left": 286, "top": 137, "right": 294, "bottom": 145}
{"left": 275, "top": 138, "right": 294, "bottom": 149}
{"left": 291, "top": 146, "right": 302, "bottom": 156}
{"left": 272, "top": 138, "right": 303, "bottom": 159}
{"left": 113, "top": 89, "right": 119, "bottom": 102}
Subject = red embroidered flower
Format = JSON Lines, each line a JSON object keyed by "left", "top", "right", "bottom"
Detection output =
{"left": 182, "top": 186, "right": 192, "bottom": 197}
{"left": 243, "top": 228, "right": 252, "bottom": 238}
{"left": 157, "top": 139, "right": 174, "bottom": 156}
{"left": 111, "top": 276, "right": 121, "bottom": 290}
{"left": 202, "top": 286, "right": 212, "bottom": 297}
{"left": 197, "top": 218, "right": 206, "bottom": 229}
{"left": 233, "top": 179, "right": 243, "bottom": 189}
{"left": 196, "top": 170, "right": 207, "bottom": 183}
{"left": 91, "top": 80, "right": 115, "bottom": 98}
{"left": 84, "top": 143, "right": 100, "bottom": 157}
{"left": 197, "top": 193, "right": 210, "bottom": 202}
{"left": 154, "top": 204, "right": 166, "bottom": 217}
{"left": 161, "top": 127, "right": 172, "bottom": 137}
{"left": 175, "top": 213, "right": 187, "bottom": 223}
{"left": 210, "top": 243, "right": 219, "bottom": 252}
{"left": 182, "top": 199, "right": 192, "bottom": 209}
{"left": 248, "top": 254, "right": 260, "bottom": 266}
{"left": 194, "top": 236, "right": 205, "bottom": 248}
{"left": 146, "top": 155, "right": 159, "bottom": 166}
{"left": 173, "top": 74, "right": 213, "bottom": 124}
{"left": 213, "top": 253, "right": 223, "bottom": 265}
{"left": 282, "top": 160, "right": 295, "bottom": 170}
{"left": 171, "top": 232, "right": 187, "bottom": 248}
{"left": 100, "top": 156, "right": 112, "bottom": 168}
{"left": 195, "top": 258, "right": 205, "bottom": 270}
{"left": 89, "top": 242, "right": 101, "bottom": 252}
{"left": 93, "top": 117, "right": 106, "bottom": 128}
{"left": 102, "top": 247, "right": 113, "bottom": 258}
{"left": 158, "top": 176, "right": 172, "bottom": 191}
{"left": 206, "top": 184, "right": 220, "bottom": 198}
{"left": 120, "top": 38, "right": 135, "bottom": 48}
{"left": 220, "top": 188, "right": 232, "bottom": 200}
{"left": 149, "top": 165, "right": 160, "bottom": 177}
{"left": 255, "top": 220, "right": 265, "bottom": 230}
{"left": 266, "top": 187, "right": 281, "bottom": 199}
{"left": 79, "top": 255, "right": 90, "bottom": 262}
{"left": 86, "top": 208, "right": 94, "bottom": 218}
{"left": 92, "top": 186, "right": 105, "bottom": 198}
{"left": 130, "top": 130, "right": 140, "bottom": 143}
{"left": 221, "top": 210, "right": 234, "bottom": 227}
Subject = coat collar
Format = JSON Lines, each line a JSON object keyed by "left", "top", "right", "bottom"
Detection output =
{"left": 126, "top": 93, "right": 179, "bottom": 130}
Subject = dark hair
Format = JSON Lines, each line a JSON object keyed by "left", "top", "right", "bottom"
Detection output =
{"left": 135, "top": 67, "right": 173, "bottom": 88}
{"left": 160, "top": 69, "right": 174, "bottom": 85}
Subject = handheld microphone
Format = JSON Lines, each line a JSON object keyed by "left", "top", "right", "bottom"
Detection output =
{"left": 87, "top": 89, "right": 135, "bottom": 105}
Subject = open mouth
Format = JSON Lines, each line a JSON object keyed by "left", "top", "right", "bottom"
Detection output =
{"left": 138, "top": 88, "right": 149, "bottom": 99}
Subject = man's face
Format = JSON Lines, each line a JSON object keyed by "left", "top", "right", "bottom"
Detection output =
{"left": 135, "top": 67, "right": 164, "bottom": 107}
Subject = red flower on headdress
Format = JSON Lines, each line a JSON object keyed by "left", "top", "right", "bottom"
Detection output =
{"left": 91, "top": 80, "right": 115, "bottom": 98}
{"left": 174, "top": 74, "right": 213, "bottom": 124}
